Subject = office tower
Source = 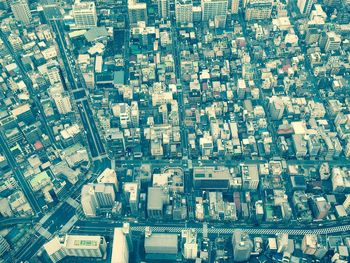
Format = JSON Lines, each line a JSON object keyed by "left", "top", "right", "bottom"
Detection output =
{"left": 43, "top": 234, "right": 107, "bottom": 262}
{"left": 124, "top": 182, "right": 139, "bottom": 215}
{"left": 130, "top": 101, "right": 139, "bottom": 127}
{"left": 297, "top": 0, "right": 315, "bottom": 16}
{"left": 147, "top": 187, "right": 165, "bottom": 219}
{"left": 145, "top": 233, "right": 178, "bottom": 259}
{"left": 97, "top": 168, "right": 118, "bottom": 192}
{"left": 175, "top": 0, "right": 193, "bottom": 23}
{"left": 232, "top": 230, "right": 253, "bottom": 262}
{"left": 192, "top": 6, "right": 202, "bottom": 21}
{"left": 72, "top": 1, "right": 97, "bottom": 29}
{"left": 111, "top": 228, "right": 129, "bottom": 263}
{"left": 231, "top": 0, "right": 239, "bottom": 14}
{"left": 268, "top": 96, "right": 285, "bottom": 120}
{"left": 241, "top": 164, "right": 259, "bottom": 191}
{"left": 319, "top": 31, "right": 341, "bottom": 53}
{"left": 53, "top": 94, "right": 72, "bottom": 115}
{"left": 309, "top": 196, "right": 330, "bottom": 220}
{"left": 182, "top": 229, "right": 198, "bottom": 259}
{"left": 123, "top": 223, "right": 134, "bottom": 252}
{"left": 47, "top": 65, "right": 61, "bottom": 85}
{"left": 81, "top": 184, "right": 98, "bottom": 217}
{"left": 128, "top": 0, "right": 147, "bottom": 26}
{"left": 276, "top": 233, "right": 289, "bottom": 253}
{"left": 81, "top": 183, "right": 116, "bottom": 216}
{"left": 244, "top": 0, "right": 273, "bottom": 21}
{"left": 237, "top": 78, "right": 246, "bottom": 99}
{"left": 157, "top": 0, "right": 170, "bottom": 19}
{"left": 201, "top": 0, "right": 228, "bottom": 21}
{"left": 302, "top": 234, "right": 328, "bottom": 258}
{"left": 94, "top": 184, "right": 116, "bottom": 208}
{"left": 10, "top": 0, "right": 32, "bottom": 25}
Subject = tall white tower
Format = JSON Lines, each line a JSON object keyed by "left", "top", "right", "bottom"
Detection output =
{"left": 11, "top": 0, "right": 32, "bottom": 25}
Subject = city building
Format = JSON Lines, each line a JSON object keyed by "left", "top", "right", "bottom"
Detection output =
{"left": 147, "top": 187, "right": 167, "bottom": 219}
{"left": 232, "top": 230, "right": 253, "bottom": 262}
{"left": 231, "top": 0, "right": 239, "bottom": 14}
{"left": 244, "top": 0, "right": 273, "bottom": 21}
{"left": 309, "top": 196, "right": 331, "bottom": 220}
{"left": 343, "top": 195, "right": 350, "bottom": 213}
{"left": 111, "top": 228, "right": 129, "bottom": 263}
{"left": 144, "top": 230, "right": 178, "bottom": 260}
{"left": 182, "top": 229, "right": 198, "bottom": 259}
{"left": 297, "top": 0, "right": 315, "bottom": 16}
{"left": 157, "top": 0, "right": 170, "bottom": 19}
{"left": 193, "top": 166, "right": 231, "bottom": 190}
{"left": 81, "top": 184, "right": 116, "bottom": 217}
{"left": 10, "top": 0, "right": 32, "bottom": 25}
{"left": 269, "top": 97, "right": 285, "bottom": 120}
{"left": 72, "top": 1, "right": 97, "bottom": 29}
{"left": 241, "top": 164, "right": 259, "bottom": 191}
{"left": 201, "top": 0, "right": 228, "bottom": 22}
{"left": 320, "top": 31, "right": 342, "bottom": 53}
{"left": 81, "top": 184, "right": 98, "bottom": 217}
{"left": 124, "top": 182, "right": 139, "bottom": 215}
{"left": 94, "top": 184, "right": 116, "bottom": 208}
{"left": 53, "top": 94, "right": 72, "bottom": 115}
{"left": 301, "top": 234, "right": 328, "bottom": 259}
{"left": 97, "top": 168, "right": 118, "bottom": 192}
{"left": 175, "top": 0, "right": 193, "bottom": 24}
{"left": 0, "top": 235, "right": 10, "bottom": 258}
{"left": 128, "top": 0, "right": 148, "bottom": 26}
{"left": 43, "top": 234, "right": 107, "bottom": 262}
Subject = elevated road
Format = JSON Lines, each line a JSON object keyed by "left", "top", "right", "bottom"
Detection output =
{"left": 0, "top": 217, "right": 37, "bottom": 228}
{"left": 115, "top": 157, "right": 350, "bottom": 168}
{"left": 72, "top": 220, "right": 350, "bottom": 236}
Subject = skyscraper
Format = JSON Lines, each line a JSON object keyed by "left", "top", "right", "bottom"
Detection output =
{"left": 157, "top": 0, "right": 170, "bottom": 19}
{"left": 111, "top": 228, "right": 129, "bottom": 263}
{"left": 175, "top": 0, "right": 193, "bottom": 24}
{"left": 10, "top": 0, "right": 32, "bottom": 25}
{"left": 201, "top": 0, "right": 228, "bottom": 22}
{"left": 73, "top": 1, "right": 97, "bottom": 29}
{"left": 297, "top": 0, "right": 315, "bottom": 16}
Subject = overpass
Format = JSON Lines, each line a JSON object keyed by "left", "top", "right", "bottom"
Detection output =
{"left": 72, "top": 220, "right": 350, "bottom": 236}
